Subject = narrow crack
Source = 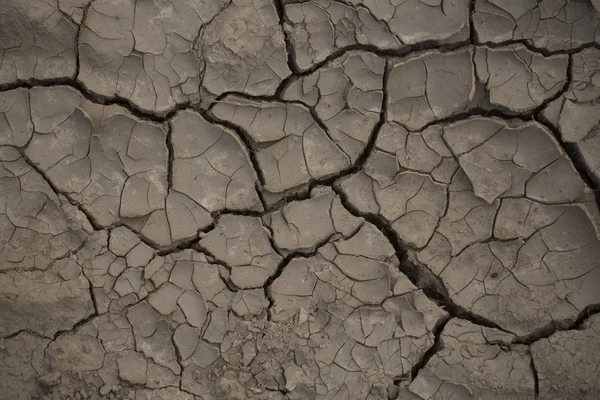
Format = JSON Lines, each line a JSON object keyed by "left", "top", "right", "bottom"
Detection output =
{"left": 263, "top": 257, "right": 290, "bottom": 321}
{"left": 0, "top": 77, "right": 189, "bottom": 123}
{"left": 74, "top": 2, "right": 93, "bottom": 78}
{"left": 210, "top": 91, "right": 293, "bottom": 108}
{"left": 479, "top": 38, "right": 600, "bottom": 58}
{"left": 262, "top": 249, "right": 318, "bottom": 321}
{"left": 170, "top": 331, "right": 185, "bottom": 384}
{"left": 154, "top": 234, "right": 202, "bottom": 257}
{"left": 191, "top": 241, "right": 243, "bottom": 293}
{"left": 3, "top": 329, "right": 51, "bottom": 341}
{"left": 274, "top": 0, "right": 301, "bottom": 75}
{"left": 536, "top": 113, "right": 600, "bottom": 212}
{"left": 197, "top": 108, "right": 268, "bottom": 189}
{"left": 50, "top": 308, "right": 99, "bottom": 342}
{"left": 18, "top": 151, "right": 104, "bottom": 232}
{"left": 529, "top": 348, "right": 540, "bottom": 398}
{"left": 166, "top": 120, "right": 175, "bottom": 192}
{"left": 87, "top": 278, "right": 100, "bottom": 317}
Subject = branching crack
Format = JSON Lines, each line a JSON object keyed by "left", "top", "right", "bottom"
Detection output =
{"left": 333, "top": 184, "right": 512, "bottom": 333}
{"left": 400, "top": 315, "right": 450, "bottom": 384}
{"left": 4, "top": 7, "right": 600, "bottom": 398}
{"left": 518, "top": 304, "right": 600, "bottom": 345}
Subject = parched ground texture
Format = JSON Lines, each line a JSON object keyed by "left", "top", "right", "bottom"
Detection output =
{"left": 2, "top": 0, "right": 600, "bottom": 399}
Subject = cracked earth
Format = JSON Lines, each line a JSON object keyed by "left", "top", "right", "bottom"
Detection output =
{"left": 2, "top": 0, "right": 600, "bottom": 399}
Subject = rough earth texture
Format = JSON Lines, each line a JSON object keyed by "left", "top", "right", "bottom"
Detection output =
{"left": 2, "top": 0, "right": 600, "bottom": 399}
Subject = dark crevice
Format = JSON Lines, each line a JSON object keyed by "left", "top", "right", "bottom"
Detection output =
{"left": 177, "top": 386, "right": 201, "bottom": 398}
{"left": 389, "top": 43, "right": 573, "bottom": 133}
{"left": 3, "top": 6, "right": 600, "bottom": 388}
{"left": 263, "top": 257, "right": 289, "bottom": 321}
{"left": 469, "top": 0, "right": 600, "bottom": 56}
{"left": 520, "top": 306, "right": 600, "bottom": 397}
{"left": 1, "top": 40, "right": 571, "bottom": 130}
{"left": 166, "top": 120, "right": 175, "bottom": 191}
{"left": 515, "top": 52, "right": 573, "bottom": 124}
{"left": 256, "top": 182, "right": 270, "bottom": 212}
{"left": 170, "top": 331, "right": 185, "bottom": 384}
{"left": 274, "top": 0, "right": 595, "bottom": 62}
{"left": 409, "top": 106, "right": 536, "bottom": 132}
{"left": 87, "top": 281, "right": 99, "bottom": 317}
{"left": 274, "top": 0, "right": 301, "bottom": 76}
{"left": 98, "top": 219, "right": 193, "bottom": 254}
{"left": 80, "top": 244, "right": 102, "bottom": 326}
{"left": 112, "top": 208, "right": 274, "bottom": 257}
{"left": 517, "top": 304, "right": 600, "bottom": 345}
{"left": 469, "top": 0, "right": 477, "bottom": 44}
{"left": 75, "top": 2, "right": 93, "bottom": 68}
{"left": 261, "top": 221, "right": 285, "bottom": 259}
{"left": 58, "top": 9, "right": 78, "bottom": 27}
{"left": 478, "top": 38, "right": 600, "bottom": 58}
{"left": 536, "top": 117, "right": 600, "bottom": 212}
{"left": 407, "top": 95, "right": 566, "bottom": 134}
{"left": 209, "top": 208, "right": 265, "bottom": 219}
{"left": 0, "top": 77, "right": 189, "bottom": 123}
{"left": 228, "top": 53, "right": 534, "bottom": 332}
{"left": 17, "top": 118, "right": 228, "bottom": 256}
{"left": 261, "top": 185, "right": 311, "bottom": 213}
{"left": 533, "top": 51, "right": 600, "bottom": 211}
{"left": 399, "top": 316, "right": 450, "bottom": 384}
{"left": 50, "top": 309, "right": 99, "bottom": 341}
{"left": 264, "top": 387, "right": 289, "bottom": 396}
{"left": 155, "top": 235, "right": 202, "bottom": 256}
{"left": 529, "top": 350, "right": 540, "bottom": 398}
{"left": 209, "top": 90, "right": 288, "bottom": 108}
{"left": 570, "top": 304, "right": 600, "bottom": 330}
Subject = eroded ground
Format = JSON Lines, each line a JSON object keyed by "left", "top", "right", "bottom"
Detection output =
{"left": 2, "top": 0, "right": 600, "bottom": 399}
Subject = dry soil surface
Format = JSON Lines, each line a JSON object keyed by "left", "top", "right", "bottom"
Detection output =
{"left": 1, "top": 0, "right": 600, "bottom": 399}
